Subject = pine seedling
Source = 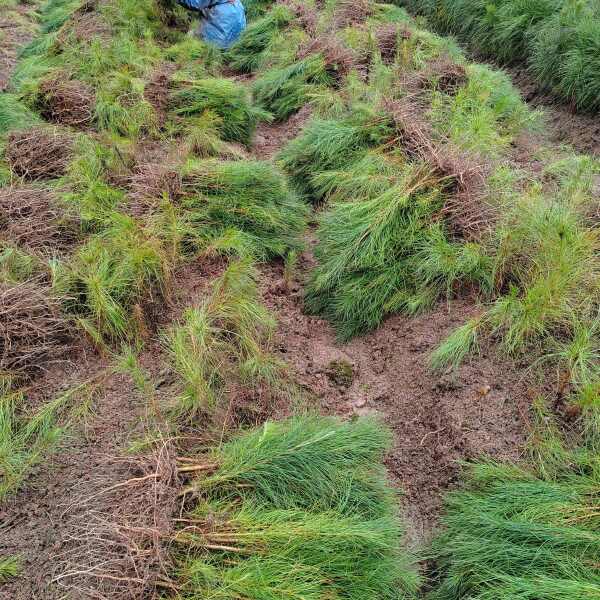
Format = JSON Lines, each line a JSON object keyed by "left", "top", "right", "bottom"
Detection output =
{"left": 180, "top": 158, "right": 308, "bottom": 259}
{"left": 162, "top": 261, "right": 279, "bottom": 418}
{"left": 0, "top": 555, "right": 21, "bottom": 582}
{"left": 226, "top": 5, "right": 294, "bottom": 74}
{"left": 170, "top": 75, "right": 268, "bottom": 145}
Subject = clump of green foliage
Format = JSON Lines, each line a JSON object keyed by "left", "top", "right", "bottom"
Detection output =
{"left": 429, "top": 405, "right": 600, "bottom": 600}
{"left": 403, "top": 0, "right": 600, "bottom": 112}
{"left": 170, "top": 75, "right": 268, "bottom": 145}
{"left": 431, "top": 155, "right": 600, "bottom": 405}
{"left": 61, "top": 214, "right": 169, "bottom": 343}
{"left": 0, "top": 380, "right": 78, "bottom": 500}
{"left": 180, "top": 158, "right": 308, "bottom": 259}
{"left": 226, "top": 4, "right": 294, "bottom": 74}
{"left": 305, "top": 154, "right": 491, "bottom": 340}
{"left": 252, "top": 55, "right": 334, "bottom": 122}
{"left": 174, "top": 415, "right": 419, "bottom": 599}
{"left": 0, "top": 555, "right": 22, "bottom": 583}
{"left": 278, "top": 109, "right": 395, "bottom": 201}
{"left": 162, "top": 260, "right": 280, "bottom": 418}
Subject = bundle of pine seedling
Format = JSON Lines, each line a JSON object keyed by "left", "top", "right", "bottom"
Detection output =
{"left": 430, "top": 423, "right": 600, "bottom": 600}
{"left": 172, "top": 415, "right": 419, "bottom": 599}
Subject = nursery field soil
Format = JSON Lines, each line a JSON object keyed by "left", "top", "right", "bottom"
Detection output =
{"left": 508, "top": 67, "right": 600, "bottom": 157}
{"left": 252, "top": 105, "right": 313, "bottom": 160}
{"left": 260, "top": 237, "right": 531, "bottom": 544}
{"left": 0, "top": 352, "right": 153, "bottom": 599}
{"left": 0, "top": 259, "right": 244, "bottom": 600}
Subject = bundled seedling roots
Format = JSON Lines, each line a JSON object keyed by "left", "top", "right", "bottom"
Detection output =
{"left": 128, "top": 163, "right": 182, "bottom": 214}
{"left": 297, "top": 38, "right": 356, "bottom": 83}
{"left": 35, "top": 75, "right": 96, "bottom": 128}
{"left": 0, "top": 281, "right": 69, "bottom": 376}
{"left": 6, "top": 127, "right": 73, "bottom": 181}
{"left": 56, "top": 444, "right": 180, "bottom": 599}
{"left": 0, "top": 186, "right": 81, "bottom": 254}
{"left": 385, "top": 99, "right": 490, "bottom": 239}
{"left": 144, "top": 64, "right": 176, "bottom": 128}
{"left": 376, "top": 24, "right": 410, "bottom": 65}
{"left": 333, "top": 0, "right": 373, "bottom": 29}
{"left": 55, "top": 0, "right": 111, "bottom": 44}
{"left": 58, "top": 11, "right": 112, "bottom": 44}
{"left": 276, "top": 0, "right": 318, "bottom": 34}
{"left": 425, "top": 58, "right": 468, "bottom": 96}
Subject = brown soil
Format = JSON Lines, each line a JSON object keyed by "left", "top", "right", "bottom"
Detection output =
{"left": 259, "top": 240, "right": 530, "bottom": 543}
{"left": 495, "top": 66, "right": 600, "bottom": 157}
{"left": 252, "top": 104, "right": 313, "bottom": 160}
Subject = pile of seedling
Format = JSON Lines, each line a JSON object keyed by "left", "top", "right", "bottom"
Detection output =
{"left": 1, "top": 0, "right": 600, "bottom": 597}
{"left": 171, "top": 416, "right": 419, "bottom": 599}
{"left": 0, "top": 0, "right": 308, "bottom": 499}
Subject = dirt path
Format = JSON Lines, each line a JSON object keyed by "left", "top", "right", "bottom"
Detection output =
{"left": 506, "top": 67, "right": 600, "bottom": 157}
{"left": 259, "top": 241, "right": 530, "bottom": 544}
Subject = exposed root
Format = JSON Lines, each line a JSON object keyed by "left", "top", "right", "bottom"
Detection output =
{"left": 277, "top": 0, "right": 318, "bottom": 34}
{"left": 297, "top": 37, "right": 357, "bottom": 84}
{"left": 0, "top": 185, "right": 81, "bottom": 254}
{"left": 56, "top": 0, "right": 112, "bottom": 44}
{"left": 384, "top": 99, "right": 492, "bottom": 239}
{"left": 54, "top": 442, "right": 180, "bottom": 600}
{"left": 333, "top": 0, "right": 373, "bottom": 29}
{"left": 0, "top": 281, "right": 70, "bottom": 377}
{"left": 375, "top": 24, "right": 411, "bottom": 65}
{"left": 35, "top": 74, "right": 96, "bottom": 128}
{"left": 128, "top": 163, "right": 182, "bottom": 215}
{"left": 425, "top": 57, "right": 468, "bottom": 96}
{"left": 5, "top": 127, "right": 73, "bottom": 181}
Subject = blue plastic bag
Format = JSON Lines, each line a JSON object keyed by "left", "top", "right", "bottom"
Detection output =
{"left": 178, "top": 0, "right": 246, "bottom": 49}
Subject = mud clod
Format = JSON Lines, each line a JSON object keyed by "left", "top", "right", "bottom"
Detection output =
{"left": 326, "top": 359, "right": 355, "bottom": 388}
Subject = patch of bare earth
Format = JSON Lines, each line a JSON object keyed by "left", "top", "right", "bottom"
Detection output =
{"left": 501, "top": 66, "right": 600, "bottom": 157}
{"left": 252, "top": 105, "right": 313, "bottom": 160}
{"left": 259, "top": 241, "right": 530, "bottom": 544}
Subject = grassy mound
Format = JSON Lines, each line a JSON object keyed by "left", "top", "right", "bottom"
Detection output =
{"left": 173, "top": 415, "right": 419, "bottom": 599}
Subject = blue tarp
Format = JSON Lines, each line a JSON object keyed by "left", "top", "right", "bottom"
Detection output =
{"left": 177, "top": 0, "right": 246, "bottom": 49}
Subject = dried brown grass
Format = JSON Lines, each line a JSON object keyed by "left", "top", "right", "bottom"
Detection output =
{"left": 0, "top": 281, "right": 70, "bottom": 376}
{"left": 5, "top": 127, "right": 73, "bottom": 181}
{"left": 0, "top": 185, "right": 81, "bottom": 254}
